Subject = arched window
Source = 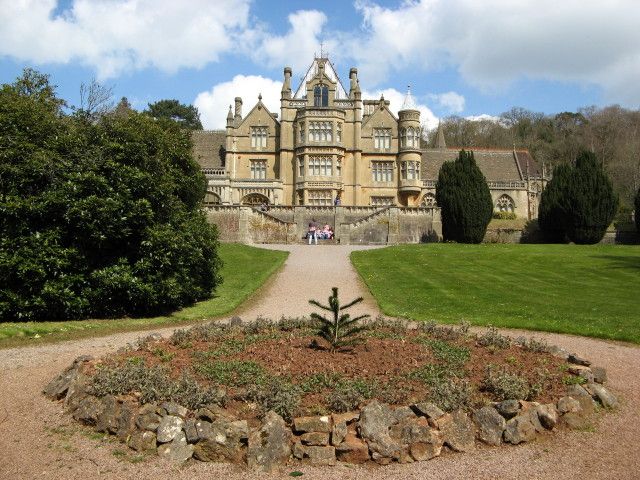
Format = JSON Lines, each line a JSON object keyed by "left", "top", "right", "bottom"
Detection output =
{"left": 314, "top": 85, "right": 329, "bottom": 107}
{"left": 421, "top": 193, "right": 437, "bottom": 207}
{"left": 321, "top": 86, "right": 328, "bottom": 106}
{"left": 495, "top": 194, "right": 515, "bottom": 212}
{"left": 204, "top": 192, "right": 221, "bottom": 206}
{"left": 400, "top": 128, "right": 407, "bottom": 147}
{"left": 241, "top": 193, "right": 269, "bottom": 206}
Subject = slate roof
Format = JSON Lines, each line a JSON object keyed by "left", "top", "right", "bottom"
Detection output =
{"left": 421, "top": 148, "right": 531, "bottom": 182}
{"left": 192, "top": 130, "right": 226, "bottom": 169}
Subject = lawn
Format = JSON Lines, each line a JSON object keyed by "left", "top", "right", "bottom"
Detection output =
{"left": 351, "top": 244, "right": 640, "bottom": 344}
{"left": 0, "top": 243, "right": 288, "bottom": 348}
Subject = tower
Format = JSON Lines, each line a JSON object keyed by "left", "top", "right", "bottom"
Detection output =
{"left": 397, "top": 86, "right": 422, "bottom": 206}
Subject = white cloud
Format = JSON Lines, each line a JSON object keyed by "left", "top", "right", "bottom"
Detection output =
{"left": 351, "top": 0, "right": 640, "bottom": 105}
{"left": 430, "top": 91, "right": 465, "bottom": 113}
{"left": 0, "top": 0, "right": 251, "bottom": 79}
{"left": 194, "top": 75, "right": 282, "bottom": 130}
{"left": 465, "top": 114, "right": 501, "bottom": 123}
{"left": 362, "top": 88, "right": 439, "bottom": 130}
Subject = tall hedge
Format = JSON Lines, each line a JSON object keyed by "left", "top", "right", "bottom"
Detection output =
{"left": 435, "top": 149, "right": 493, "bottom": 243}
{"left": 0, "top": 70, "right": 221, "bottom": 321}
{"left": 539, "top": 150, "right": 618, "bottom": 244}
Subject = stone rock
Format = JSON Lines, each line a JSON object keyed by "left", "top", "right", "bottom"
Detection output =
{"left": 63, "top": 373, "right": 91, "bottom": 412}
{"left": 592, "top": 366, "right": 607, "bottom": 384}
{"left": 160, "top": 402, "right": 188, "bottom": 419}
{"left": 436, "top": 410, "right": 475, "bottom": 452}
{"left": 409, "top": 435, "right": 443, "bottom": 462}
{"left": 136, "top": 409, "right": 162, "bottom": 431}
{"left": 495, "top": 399, "right": 520, "bottom": 420}
{"left": 557, "top": 396, "right": 581, "bottom": 414}
{"left": 335, "top": 433, "right": 370, "bottom": 464}
{"left": 183, "top": 418, "right": 199, "bottom": 444}
{"left": 568, "top": 354, "right": 591, "bottom": 367}
{"left": 411, "top": 402, "right": 445, "bottom": 421}
{"left": 401, "top": 419, "right": 443, "bottom": 461}
{"left": 157, "top": 431, "right": 194, "bottom": 463}
{"left": 300, "top": 431, "right": 330, "bottom": 446}
{"left": 358, "top": 401, "right": 402, "bottom": 461}
{"left": 193, "top": 419, "right": 248, "bottom": 462}
{"left": 584, "top": 383, "right": 618, "bottom": 409}
{"left": 195, "top": 404, "right": 234, "bottom": 422}
{"left": 473, "top": 406, "right": 505, "bottom": 446}
{"left": 128, "top": 431, "right": 157, "bottom": 452}
{"left": 293, "top": 415, "right": 332, "bottom": 433}
{"left": 294, "top": 445, "right": 336, "bottom": 466}
{"left": 536, "top": 404, "right": 559, "bottom": 430}
{"left": 503, "top": 414, "right": 537, "bottom": 444}
{"left": 95, "top": 395, "right": 120, "bottom": 433}
{"left": 331, "top": 412, "right": 358, "bottom": 446}
{"left": 568, "top": 365, "right": 594, "bottom": 383}
{"left": 566, "top": 385, "right": 596, "bottom": 414}
{"left": 562, "top": 412, "right": 589, "bottom": 429}
{"left": 116, "top": 401, "right": 138, "bottom": 442}
{"left": 548, "top": 345, "right": 570, "bottom": 360}
{"left": 43, "top": 359, "right": 85, "bottom": 400}
{"left": 247, "top": 411, "right": 291, "bottom": 472}
{"left": 157, "top": 415, "right": 184, "bottom": 443}
{"left": 72, "top": 396, "right": 104, "bottom": 425}
{"left": 393, "top": 406, "right": 417, "bottom": 422}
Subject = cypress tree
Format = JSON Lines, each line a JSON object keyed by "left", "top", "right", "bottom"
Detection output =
{"left": 635, "top": 187, "right": 640, "bottom": 233}
{"left": 538, "top": 163, "right": 573, "bottom": 242}
{"left": 566, "top": 151, "right": 618, "bottom": 244}
{"left": 435, "top": 150, "right": 493, "bottom": 243}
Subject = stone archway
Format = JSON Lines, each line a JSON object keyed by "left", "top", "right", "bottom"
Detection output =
{"left": 204, "top": 191, "right": 221, "bottom": 206}
{"left": 241, "top": 193, "right": 270, "bottom": 206}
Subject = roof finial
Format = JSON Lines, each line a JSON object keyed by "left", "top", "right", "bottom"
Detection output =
{"left": 401, "top": 85, "right": 417, "bottom": 110}
{"left": 258, "top": 93, "right": 262, "bottom": 101}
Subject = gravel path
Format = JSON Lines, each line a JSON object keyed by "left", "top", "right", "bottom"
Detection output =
{"left": 1, "top": 244, "right": 638, "bottom": 480}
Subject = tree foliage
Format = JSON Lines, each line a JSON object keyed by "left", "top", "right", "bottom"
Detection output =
{"left": 435, "top": 150, "right": 493, "bottom": 243}
{"left": 144, "top": 99, "right": 203, "bottom": 130}
{"left": 309, "top": 287, "right": 369, "bottom": 353}
{"left": 539, "top": 151, "right": 618, "bottom": 244}
{"left": 636, "top": 187, "right": 640, "bottom": 233}
{"left": 0, "top": 70, "right": 221, "bottom": 321}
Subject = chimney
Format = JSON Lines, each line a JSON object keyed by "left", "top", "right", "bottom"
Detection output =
{"left": 282, "top": 67, "right": 292, "bottom": 98}
{"left": 349, "top": 67, "right": 361, "bottom": 100}
{"left": 234, "top": 97, "right": 243, "bottom": 121}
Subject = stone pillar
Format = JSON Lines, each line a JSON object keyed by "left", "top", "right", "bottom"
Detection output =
{"left": 387, "top": 207, "right": 400, "bottom": 244}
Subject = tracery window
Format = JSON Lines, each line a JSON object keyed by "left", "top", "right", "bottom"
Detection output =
{"left": 374, "top": 128, "right": 391, "bottom": 149}
{"left": 299, "top": 122, "right": 305, "bottom": 142}
{"left": 400, "top": 127, "right": 420, "bottom": 148}
{"left": 250, "top": 127, "right": 267, "bottom": 148}
{"left": 336, "top": 123, "right": 342, "bottom": 143}
{"left": 314, "top": 85, "right": 329, "bottom": 107}
{"left": 308, "top": 156, "right": 332, "bottom": 176}
{"left": 372, "top": 161, "right": 394, "bottom": 182}
{"left": 309, "top": 122, "right": 333, "bottom": 142}
{"left": 421, "top": 193, "right": 437, "bottom": 207}
{"left": 250, "top": 160, "right": 267, "bottom": 179}
{"left": 401, "top": 161, "right": 420, "bottom": 180}
{"left": 298, "top": 156, "right": 305, "bottom": 177}
{"left": 495, "top": 194, "right": 515, "bottom": 212}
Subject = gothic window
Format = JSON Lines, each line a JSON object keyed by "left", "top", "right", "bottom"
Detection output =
{"left": 308, "top": 156, "right": 332, "bottom": 176}
{"left": 374, "top": 128, "right": 391, "bottom": 149}
{"left": 370, "top": 196, "right": 394, "bottom": 206}
{"left": 421, "top": 193, "right": 437, "bottom": 207}
{"left": 250, "top": 127, "right": 267, "bottom": 148}
{"left": 314, "top": 85, "right": 329, "bottom": 107}
{"left": 372, "top": 161, "right": 394, "bottom": 182}
{"left": 407, "top": 127, "right": 419, "bottom": 147}
{"left": 400, "top": 128, "right": 406, "bottom": 147}
{"left": 299, "top": 122, "right": 305, "bottom": 142}
{"left": 250, "top": 160, "right": 267, "bottom": 179}
{"left": 298, "top": 156, "right": 305, "bottom": 177}
{"left": 309, "top": 122, "right": 332, "bottom": 142}
{"left": 308, "top": 190, "right": 332, "bottom": 205}
{"left": 336, "top": 123, "right": 342, "bottom": 143}
{"left": 401, "top": 161, "right": 419, "bottom": 180}
{"left": 495, "top": 194, "right": 515, "bottom": 212}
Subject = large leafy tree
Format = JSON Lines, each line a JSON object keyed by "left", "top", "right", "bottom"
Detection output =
{"left": 539, "top": 150, "right": 618, "bottom": 244}
{"left": 0, "top": 70, "right": 220, "bottom": 321}
{"left": 635, "top": 187, "right": 640, "bottom": 233}
{"left": 435, "top": 150, "right": 493, "bottom": 243}
{"left": 145, "top": 99, "right": 203, "bottom": 130}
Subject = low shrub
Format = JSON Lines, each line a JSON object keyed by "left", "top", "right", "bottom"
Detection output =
{"left": 493, "top": 211, "right": 518, "bottom": 220}
{"left": 428, "top": 378, "right": 473, "bottom": 412}
{"left": 418, "top": 321, "right": 470, "bottom": 341}
{"left": 419, "top": 338, "right": 471, "bottom": 368}
{"left": 326, "top": 379, "right": 378, "bottom": 413}
{"left": 515, "top": 336, "right": 550, "bottom": 353}
{"left": 247, "top": 377, "right": 302, "bottom": 421}
{"left": 481, "top": 365, "right": 530, "bottom": 401}
{"left": 195, "top": 360, "right": 266, "bottom": 387}
{"left": 477, "top": 327, "right": 511, "bottom": 350}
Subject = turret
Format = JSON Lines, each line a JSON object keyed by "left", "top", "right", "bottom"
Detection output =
{"left": 226, "top": 105, "right": 234, "bottom": 128}
{"left": 397, "top": 86, "right": 422, "bottom": 201}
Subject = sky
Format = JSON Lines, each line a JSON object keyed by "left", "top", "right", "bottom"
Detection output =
{"left": 1, "top": 0, "right": 639, "bottom": 131}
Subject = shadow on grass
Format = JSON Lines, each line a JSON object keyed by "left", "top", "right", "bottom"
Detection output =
{"left": 593, "top": 255, "right": 640, "bottom": 270}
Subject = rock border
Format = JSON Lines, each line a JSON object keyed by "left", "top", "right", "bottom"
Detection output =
{"left": 44, "top": 344, "right": 618, "bottom": 472}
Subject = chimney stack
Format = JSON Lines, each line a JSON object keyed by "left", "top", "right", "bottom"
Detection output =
{"left": 234, "top": 97, "right": 243, "bottom": 121}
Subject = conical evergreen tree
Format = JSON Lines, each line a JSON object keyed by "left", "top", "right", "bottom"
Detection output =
{"left": 435, "top": 150, "right": 493, "bottom": 243}
{"left": 635, "top": 187, "right": 640, "bottom": 234}
{"left": 538, "top": 163, "right": 573, "bottom": 242}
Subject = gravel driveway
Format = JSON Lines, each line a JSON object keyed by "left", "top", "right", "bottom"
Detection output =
{"left": 1, "top": 244, "right": 638, "bottom": 480}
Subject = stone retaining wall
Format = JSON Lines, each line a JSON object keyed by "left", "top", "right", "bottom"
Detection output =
{"left": 44, "top": 351, "right": 616, "bottom": 472}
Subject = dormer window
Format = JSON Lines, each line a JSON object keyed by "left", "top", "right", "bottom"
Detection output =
{"left": 314, "top": 85, "right": 329, "bottom": 107}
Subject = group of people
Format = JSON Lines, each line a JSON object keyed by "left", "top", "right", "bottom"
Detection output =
{"left": 307, "top": 219, "right": 334, "bottom": 244}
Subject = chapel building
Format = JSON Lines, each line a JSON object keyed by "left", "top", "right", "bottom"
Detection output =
{"left": 193, "top": 57, "right": 548, "bottom": 219}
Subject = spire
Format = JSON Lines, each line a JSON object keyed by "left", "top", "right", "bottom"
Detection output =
{"left": 226, "top": 105, "right": 233, "bottom": 127}
{"left": 435, "top": 121, "right": 446, "bottom": 149}
{"left": 401, "top": 85, "right": 417, "bottom": 110}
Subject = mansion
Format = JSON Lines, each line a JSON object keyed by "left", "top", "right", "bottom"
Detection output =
{"left": 193, "top": 57, "right": 548, "bottom": 219}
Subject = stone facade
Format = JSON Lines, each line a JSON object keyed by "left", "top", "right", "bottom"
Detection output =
{"left": 193, "top": 57, "right": 549, "bottom": 219}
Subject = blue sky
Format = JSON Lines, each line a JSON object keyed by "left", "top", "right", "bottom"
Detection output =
{"left": 1, "top": 0, "right": 638, "bottom": 130}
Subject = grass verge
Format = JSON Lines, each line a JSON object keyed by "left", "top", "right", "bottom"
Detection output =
{"left": 0, "top": 243, "right": 288, "bottom": 349}
{"left": 351, "top": 243, "right": 640, "bottom": 344}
